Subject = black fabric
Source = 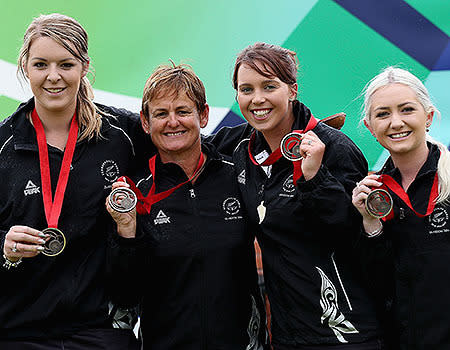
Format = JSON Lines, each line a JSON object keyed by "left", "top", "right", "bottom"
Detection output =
{"left": 375, "top": 143, "right": 450, "bottom": 350}
{"left": 0, "top": 98, "right": 151, "bottom": 340}
{"left": 107, "top": 143, "right": 267, "bottom": 350}
{"left": 0, "top": 328, "right": 140, "bottom": 350}
{"left": 209, "top": 101, "right": 384, "bottom": 346}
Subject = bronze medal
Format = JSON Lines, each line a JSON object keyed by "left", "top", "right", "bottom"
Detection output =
{"left": 42, "top": 228, "right": 66, "bottom": 256}
{"left": 365, "top": 189, "right": 393, "bottom": 219}
{"left": 109, "top": 187, "right": 138, "bottom": 213}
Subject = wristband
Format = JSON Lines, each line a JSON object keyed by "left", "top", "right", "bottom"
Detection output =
{"left": 365, "top": 223, "right": 383, "bottom": 238}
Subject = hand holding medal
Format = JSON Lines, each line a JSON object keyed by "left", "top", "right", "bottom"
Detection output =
{"left": 352, "top": 174, "right": 389, "bottom": 219}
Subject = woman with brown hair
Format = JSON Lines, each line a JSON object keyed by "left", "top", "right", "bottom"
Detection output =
{"left": 0, "top": 13, "right": 149, "bottom": 349}
{"left": 210, "top": 42, "right": 386, "bottom": 349}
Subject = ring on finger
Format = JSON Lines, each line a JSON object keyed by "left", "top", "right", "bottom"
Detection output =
{"left": 11, "top": 242, "right": 18, "bottom": 253}
{"left": 307, "top": 140, "right": 312, "bottom": 146}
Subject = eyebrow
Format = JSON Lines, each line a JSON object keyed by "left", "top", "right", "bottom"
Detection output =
{"left": 238, "top": 79, "right": 279, "bottom": 87}
{"left": 29, "top": 57, "right": 77, "bottom": 62}
{"left": 373, "top": 101, "right": 417, "bottom": 111}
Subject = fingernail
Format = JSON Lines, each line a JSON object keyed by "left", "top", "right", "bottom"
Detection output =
{"left": 39, "top": 232, "right": 46, "bottom": 238}
{"left": 37, "top": 246, "right": 45, "bottom": 251}
{"left": 38, "top": 239, "right": 46, "bottom": 244}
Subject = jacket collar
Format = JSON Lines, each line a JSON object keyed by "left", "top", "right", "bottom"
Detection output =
{"left": 381, "top": 142, "right": 440, "bottom": 183}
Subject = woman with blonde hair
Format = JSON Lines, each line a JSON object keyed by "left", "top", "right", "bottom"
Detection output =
{"left": 352, "top": 66, "right": 450, "bottom": 349}
{"left": 0, "top": 13, "right": 149, "bottom": 349}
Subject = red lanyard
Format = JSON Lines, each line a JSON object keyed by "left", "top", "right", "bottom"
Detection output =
{"left": 380, "top": 172, "right": 439, "bottom": 220}
{"left": 31, "top": 108, "right": 78, "bottom": 228}
{"left": 248, "top": 116, "right": 318, "bottom": 184}
{"left": 123, "top": 152, "right": 205, "bottom": 215}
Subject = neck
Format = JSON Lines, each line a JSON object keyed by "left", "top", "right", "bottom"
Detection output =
{"left": 34, "top": 103, "right": 75, "bottom": 133}
{"left": 391, "top": 143, "right": 429, "bottom": 191}
{"left": 159, "top": 146, "right": 203, "bottom": 179}
{"left": 262, "top": 105, "right": 295, "bottom": 152}
{"left": 33, "top": 104, "right": 76, "bottom": 150}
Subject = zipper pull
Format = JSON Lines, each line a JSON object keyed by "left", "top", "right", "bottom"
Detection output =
{"left": 399, "top": 208, "right": 405, "bottom": 220}
{"left": 189, "top": 188, "right": 196, "bottom": 198}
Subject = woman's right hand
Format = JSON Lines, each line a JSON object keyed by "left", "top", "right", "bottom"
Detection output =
{"left": 352, "top": 174, "right": 384, "bottom": 233}
{"left": 3, "top": 225, "right": 47, "bottom": 262}
{"left": 106, "top": 180, "right": 137, "bottom": 238}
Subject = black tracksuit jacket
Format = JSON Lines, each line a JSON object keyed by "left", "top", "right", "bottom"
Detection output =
{"left": 368, "top": 143, "right": 450, "bottom": 350}
{"left": 0, "top": 98, "right": 152, "bottom": 340}
{"left": 209, "top": 101, "right": 384, "bottom": 347}
{"left": 107, "top": 143, "right": 267, "bottom": 350}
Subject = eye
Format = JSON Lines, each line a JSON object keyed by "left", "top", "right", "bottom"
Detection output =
{"left": 178, "top": 110, "right": 191, "bottom": 116}
{"left": 152, "top": 112, "right": 167, "bottom": 119}
{"left": 239, "top": 86, "right": 252, "bottom": 94}
{"left": 61, "top": 62, "right": 75, "bottom": 69}
{"left": 33, "top": 62, "right": 46, "bottom": 68}
{"left": 401, "top": 106, "right": 415, "bottom": 113}
{"left": 264, "top": 84, "right": 277, "bottom": 90}
{"left": 375, "top": 111, "right": 389, "bottom": 118}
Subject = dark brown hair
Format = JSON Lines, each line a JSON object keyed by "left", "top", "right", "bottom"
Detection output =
{"left": 232, "top": 42, "right": 298, "bottom": 89}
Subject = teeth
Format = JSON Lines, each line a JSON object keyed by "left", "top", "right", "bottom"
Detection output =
{"left": 46, "top": 88, "right": 64, "bottom": 93}
{"left": 252, "top": 109, "right": 270, "bottom": 116}
{"left": 390, "top": 132, "right": 410, "bottom": 139}
{"left": 166, "top": 131, "right": 184, "bottom": 136}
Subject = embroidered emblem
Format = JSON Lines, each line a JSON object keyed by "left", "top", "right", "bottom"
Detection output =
{"left": 246, "top": 295, "right": 261, "bottom": 350}
{"left": 238, "top": 170, "right": 246, "bottom": 185}
{"left": 154, "top": 210, "right": 170, "bottom": 225}
{"left": 24, "top": 180, "right": 40, "bottom": 196}
{"left": 316, "top": 267, "right": 359, "bottom": 343}
{"left": 101, "top": 160, "right": 120, "bottom": 182}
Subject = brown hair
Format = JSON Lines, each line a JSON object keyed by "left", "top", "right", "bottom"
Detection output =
{"left": 232, "top": 42, "right": 299, "bottom": 90}
{"left": 141, "top": 61, "right": 207, "bottom": 120}
{"left": 17, "top": 13, "right": 102, "bottom": 141}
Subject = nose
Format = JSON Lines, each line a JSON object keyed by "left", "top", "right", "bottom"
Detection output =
{"left": 46, "top": 65, "right": 61, "bottom": 83}
{"left": 167, "top": 112, "right": 180, "bottom": 128}
{"left": 390, "top": 112, "right": 405, "bottom": 129}
{"left": 251, "top": 90, "right": 266, "bottom": 105}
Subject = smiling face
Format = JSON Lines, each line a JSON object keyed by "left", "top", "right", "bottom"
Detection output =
{"left": 141, "top": 91, "right": 208, "bottom": 162}
{"left": 366, "top": 83, "right": 433, "bottom": 160}
{"left": 236, "top": 63, "right": 297, "bottom": 139}
{"left": 25, "top": 36, "right": 87, "bottom": 115}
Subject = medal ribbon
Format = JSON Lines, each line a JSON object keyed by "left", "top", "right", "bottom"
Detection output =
{"left": 31, "top": 108, "right": 78, "bottom": 228}
{"left": 248, "top": 115, "right": 318, "bottom": 184}
{"left": 122, "top": 152, "right": 205, "bottom": 215}
{"left": 379, "top": 172, "right": 439, "bottom": 220}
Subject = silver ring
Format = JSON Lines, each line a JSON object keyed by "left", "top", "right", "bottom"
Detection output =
{"left": 307, "top": 140, "right": 312, "bottom": 145}
{"left": 11, "top": 242, "right": 18, "bottom": 253}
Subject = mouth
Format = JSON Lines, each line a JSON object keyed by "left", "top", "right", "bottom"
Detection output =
{"left": 44, "top": 87, "right": 66, "bottom": 94}
{"left": 251, "top": 108, "right": 272, "bottom": 121}
{"left": 388, "top": 131, "right": 411, "bottom": 140}
{"left": 163, "top": 131, "right": 186, "bottom": 137}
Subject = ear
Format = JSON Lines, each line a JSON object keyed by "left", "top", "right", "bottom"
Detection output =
{"left": 81, "top": 60, "right": 90, "bottom": 78}
{"left": 199, "top": 103, "right": 209, "bottom": 129}
{"left": 426, "top": 110, "right": 434, "bottom": 127}
{"left": 140, "top": 111, "right": 151, "bottom": 134}
{"left": 363, "top": 119, "right": 376, "bottom": 138}
{"left": 289, "top": 83, "right": 298, "bottom": 101}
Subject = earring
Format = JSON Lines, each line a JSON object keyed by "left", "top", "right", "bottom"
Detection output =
{"left": 426, "top": 122, "right": 431, "bottom": 132}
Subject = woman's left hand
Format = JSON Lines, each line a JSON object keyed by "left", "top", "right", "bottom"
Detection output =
{"left": 300, "top": 131, "right": 325, "bottom": 181}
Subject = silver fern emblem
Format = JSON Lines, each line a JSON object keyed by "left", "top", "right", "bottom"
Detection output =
{"left": 316, "top": 267, "right": 359, "bottom": 343}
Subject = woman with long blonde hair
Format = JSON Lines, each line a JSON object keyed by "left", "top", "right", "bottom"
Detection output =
{"left": 0, "top": 13, "right": 148, "bottom": 349}
{"left": 352, "top": 66, "right": 450, "bottom": 349}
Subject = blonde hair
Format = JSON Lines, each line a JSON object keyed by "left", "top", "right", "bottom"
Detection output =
{"left": 141, "top": 61, "right": 206, "bottom": 120}
{"left": 362, "top": 67, "right": 450, "bottom": 204}
{"left": 17, "top": 13, "right": 102, "bottom": 141}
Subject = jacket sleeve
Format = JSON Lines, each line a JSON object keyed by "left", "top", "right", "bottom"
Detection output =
{"left": 106, "top": 222, "right": 149, "bottom": 308}
{"left": 96, "top": 103, "right": 157, "bottom": 176}
{"left": 296, "top": 128, "right": 368, "bottom": 242}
